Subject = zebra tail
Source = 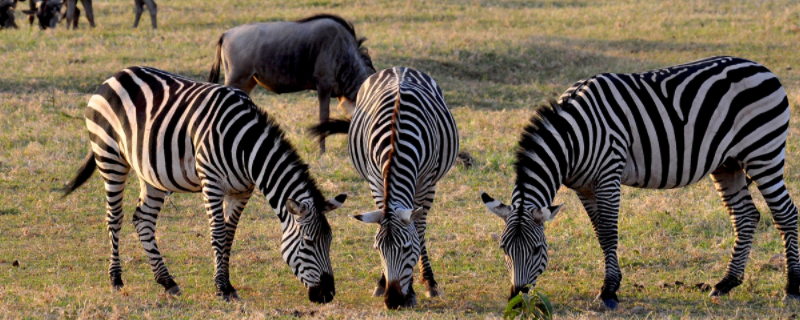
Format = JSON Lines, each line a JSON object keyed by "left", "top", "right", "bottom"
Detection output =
{"left": 207, "top": 33, "right": 224, "bottom": 83}
{"left": 62, "top": 149, "right": 97, "bottom": 198}
{"left": 308, "top": 119, "right": 351, "bottom": 140}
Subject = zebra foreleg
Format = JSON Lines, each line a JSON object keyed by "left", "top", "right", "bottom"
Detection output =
{"left": 415, "top": 187, "right": 440, "bottom": 297}
{"left": 217, "top": 191, "right": 253, "bottom": 301}
{"left": 102, "top": 169, "right": 130, "bottom": 291}
{"left": 709, "top": 167, "right": 759, "bottom": 297}
{"left": 577, "top": 179, "right": 623, "bottom": 309}
{"left": 202, "top": 181, "right": 238, "bottom": 301}
{"left": 133, "top": 182, "right": 180, "bottom": 295}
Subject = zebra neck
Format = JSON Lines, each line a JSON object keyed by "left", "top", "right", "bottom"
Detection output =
{"left": 245, "top": 127, "right": 323, "bottom": 226}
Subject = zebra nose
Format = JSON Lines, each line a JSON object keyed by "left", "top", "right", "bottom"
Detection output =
{"left": 307, "top": 273, "right": 335, "bottom": 304}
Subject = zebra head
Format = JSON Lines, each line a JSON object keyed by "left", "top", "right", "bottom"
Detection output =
{"left": 480, "top": 191, "right": 562, "bottom": 301}
{"left": 353, "top": 206, "right": 424, "bottom": 309}
{"left": 283, "top": 193, "right": 347, "bottom": 304}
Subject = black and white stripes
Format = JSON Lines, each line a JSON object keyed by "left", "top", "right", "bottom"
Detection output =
{"left": 481, "top": 56, "right": 800, "bottom": 308}
{"left": 64, "top": 66, "right": 346, "bottom": 303}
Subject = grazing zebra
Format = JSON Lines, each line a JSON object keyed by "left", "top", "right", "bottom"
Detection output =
{"left": 63, "top": 66, "right": 347, "bottom": 303}
{"left": 480, "top": 56, "right": 800, "bottom": 308}
{"left": 311, "top": 67, "right": 459, "bottom": 309}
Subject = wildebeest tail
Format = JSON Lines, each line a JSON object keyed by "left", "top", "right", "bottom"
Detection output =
{"left": 62, "top": 149, "right": 97, "bottom": 197}
{"left": 309, "top": 119, "right": 351, "bottom": 140}
{"left": 208, "top": 33, "right": 224, "bottom": 83}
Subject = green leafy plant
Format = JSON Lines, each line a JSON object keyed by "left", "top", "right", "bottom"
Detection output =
{"left": 503, "top": 285, "right": 553, "bottom": 320}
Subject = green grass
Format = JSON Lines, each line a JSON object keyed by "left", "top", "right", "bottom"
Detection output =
{"left": 2, "top": 0, "right": 800, "bottom": 318}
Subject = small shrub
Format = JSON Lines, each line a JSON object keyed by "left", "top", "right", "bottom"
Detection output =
{"left": 503, "top": 285, "right": 553, "bottom": 320}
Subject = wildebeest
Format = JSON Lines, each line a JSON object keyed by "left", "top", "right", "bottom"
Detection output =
{"left": 63, "top": 0, "right": 93, "bottom": 29}
{"left": 0, "top": 0, "right": 21, "bottom": 29}
{"left": 22, "top": 0, "right": 60, "bottom": 29}
{"left": 208, "top": 14, "right": 376, "bottom": 153}
{"left": 133, "top": 0, "right": 156, "bottom": 29}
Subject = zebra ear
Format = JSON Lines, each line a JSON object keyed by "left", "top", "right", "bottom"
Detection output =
{"left": 397, "top": 208, "right": 422, "bottom": 224}
{"left": 286, "top": 198, "right": 309, "bottom": 220}
{"left": 481, "top": 191, "right": 511, "bottom": 221}
{"left": 540, "top": 204, "right": 562, "bottom": 222}
{"left": 324, "top": 193, "right": 348, "bottom": 212}
{"left": 352, "top": 209, "right": 383, "bottom": 224}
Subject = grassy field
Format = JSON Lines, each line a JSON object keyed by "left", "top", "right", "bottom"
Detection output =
{"left": 2, "top": 0, "right": 800, "bottom": 318}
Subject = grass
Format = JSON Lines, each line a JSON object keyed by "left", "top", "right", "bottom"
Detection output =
{"left": 2, "top": 0, "right": 800, "bottom": 318}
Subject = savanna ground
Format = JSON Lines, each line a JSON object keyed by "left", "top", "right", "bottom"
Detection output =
{"left": 2, "top": 0, "right": 800, "bottom": 318}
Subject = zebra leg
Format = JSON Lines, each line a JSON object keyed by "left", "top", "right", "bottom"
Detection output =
{"left": 216, "top": 191, "right": 253, "bottom": 301}
{"left": 416, "top": 187, "right": 439, "bottom": 297}
{"left": 132, "top": 181, "right": 180, "bottom": 295}
{"left": 201, "top": 181, "right": 239, "bottom": 301}
{"left": 576, "top": 180, "right": 623, "bottom": 309}
{"left": 708, "top": 166, "right": 760, "bottom": 297}
{"left": 101, "top": 167, "right": 130, "bottom": 290}
{"left": 748, "top": 161, "right": 800, "bottom": 301}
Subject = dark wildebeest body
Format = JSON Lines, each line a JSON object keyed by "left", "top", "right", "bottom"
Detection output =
{"left": 0, "top": 0, "right": 20, "bottom": 29}
{"left": 208, "top": 14, "right": 375, "bottom": 152}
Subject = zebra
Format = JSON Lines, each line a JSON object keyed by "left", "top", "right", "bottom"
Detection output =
{"left": 311, "top": 67, "right": 459, "bottom": 309}
{"left": 62, "top": 66, "right": 347, "bottom": 303}
{"left": 480, "top": 56, "right": 800, "bottom": 309}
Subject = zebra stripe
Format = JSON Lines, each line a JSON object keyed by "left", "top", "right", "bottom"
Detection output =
{"left": 347, "top": 67, "right": 459, "bottom": 309}
{"left": 66, "top": 66, "right": 346, "bottom": 303}
{"left": 481, "top": 56, "right": 800, "bottom": 307}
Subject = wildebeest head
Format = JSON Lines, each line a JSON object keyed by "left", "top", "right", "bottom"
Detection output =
{"left": 353, "top": 206, "right": 424, "bottom": 309}
{"left": 480, "top": 191, "right": 562, "bottom": 301}
{"left": 335, "top": 36, "right": 376, "bottom": 115}
{"left": 22, "top": 0, "right": 60, "bottom": 29}
{"left": 283, "top": 193, "right": 347, "bottom": 304}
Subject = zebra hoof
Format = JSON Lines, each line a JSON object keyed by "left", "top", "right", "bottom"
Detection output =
{"left": 220, "top": 291, "right": 240, "bottom": 302}
{"left": 425, "top": 286, "right": 441, "bottom": 298}
{"left": 373, "top": 286, "right": 385, "bottom": 297}
{"left": 111, "top": 279, "right": 124, "bottom": 291}
{"left": 165, "top": 285, "right": 182, "bottom": 296}
{"left": 601, "top": 299, "right": 618, "bottom": 310}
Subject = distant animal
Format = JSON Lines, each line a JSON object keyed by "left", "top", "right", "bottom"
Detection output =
{"left": 132, "top": 0, "right": 156, "bottom": 29}
{"left": 63, "top": 0, "right": 93, "bottom": 29}
{"left": 311, "top": 67, "right": 459, "bottom": 309}
{"left": 22, "top": 0, "right": 60, "bottom": 29}
{"left": 63, "top": 66, "right": 347, "bottom": 303}
{"left": 479, "top": 56, "right": 800, "bottom": 309}
{"left": 208, "top": 14, "right": 376, "bottom": 153}
{"left": 0, "top": 0, "right": 21, "bottom": 29}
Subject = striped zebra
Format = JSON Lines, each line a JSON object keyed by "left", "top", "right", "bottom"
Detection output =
{"left": 312, "top": 67, "right": 459, "bottom": 309}
{"left": 480, "top": 56, "right": 800, "bottom": 308}
{"left": 63, "top": 66, "right": 347, "bottom": 303}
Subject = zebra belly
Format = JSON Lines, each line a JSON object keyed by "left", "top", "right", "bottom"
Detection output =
{"left": 131, "top": 148, "right": 203, "bottom": 193}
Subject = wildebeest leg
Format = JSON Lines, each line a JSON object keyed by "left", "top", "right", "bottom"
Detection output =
{"left": 416, "top": 185, "right": 440, "bottom": 297}
{"left": 133, "top": 0, "right": 143, "bottom": 28}
{"left": 216, "top": 190, "right": 253, "bottom": 301}
{"left": 316, "top": 85, "right": 331, "bottom": 153}
{"left": 708, "top": 163, "right": 759, "bottom": 297}
{"left": 576, "top": 174, "right": 623, "bottom": 310}
{"left": 65, "top": 0, "right": 75, "bottom": 29}
{"left": 143, "top": 0, "right": 156, "bottom": 29}
{"left": 81, "top": 0, "right": 94, "bottom": 27}
{"left": 133, "top": 180, "right": 181, "bottom": 295}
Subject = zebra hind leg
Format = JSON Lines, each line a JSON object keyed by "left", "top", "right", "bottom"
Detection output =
{"left": 102, "top": 169, "right": 130, "bottom": 291}
{"left": 747, "top": 163, "right": 800, "bottom": 301}
{"left": 133, "top": 181, "right": 180, "bottom": 295}
{"left": 709, "top": 164, "right": 760, "bottom": 297}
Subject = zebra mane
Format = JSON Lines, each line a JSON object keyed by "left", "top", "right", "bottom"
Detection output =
{"left": 513, "top": 99, "right": 568, "bottom": 208}
{"left": 246, "top": 99, "right": 329, "bottom": 211}
{"left": 381, "top": 90, "right": 404, "bottom": 220}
